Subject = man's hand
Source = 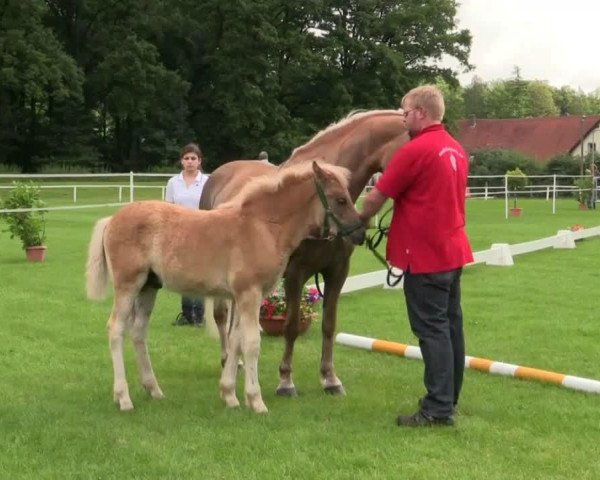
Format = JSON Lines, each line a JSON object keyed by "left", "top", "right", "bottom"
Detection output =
{"left": 359, "top": 187, "right": 387, "bottom": 227}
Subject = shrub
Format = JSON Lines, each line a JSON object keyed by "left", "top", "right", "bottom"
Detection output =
{"left": 506, "top": 167, "right": 528, "bottom": 208}
{"left": 0, "top": 182, "right": 46, "bottom": 249}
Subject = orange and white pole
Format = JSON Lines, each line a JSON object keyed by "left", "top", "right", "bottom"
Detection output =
{"left": 336, "top": 333, "right": 600, "bottom": 394}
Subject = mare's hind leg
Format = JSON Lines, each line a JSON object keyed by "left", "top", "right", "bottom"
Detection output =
{"left": 130, "top": 287, "right": 164, "bottom": 400}
{"left": 319, "top": 255, "right": 351, "bottom": 395}
{"left": 276, "top": 273, "right": 308, "bottom": 397}
{"left": 108, "top": 292, "right": 136, "bottom": 411}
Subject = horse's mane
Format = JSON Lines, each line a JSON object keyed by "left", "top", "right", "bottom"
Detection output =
{"left": 290, "top": 109, "right": 404, "bottom": 158}
{"left": 219, "top": 162, "right": 351, "bottom": 209}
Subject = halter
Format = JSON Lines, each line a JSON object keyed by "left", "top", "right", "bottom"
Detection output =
{"left": 314, "top": 180, "right": 364, "bottom": 238}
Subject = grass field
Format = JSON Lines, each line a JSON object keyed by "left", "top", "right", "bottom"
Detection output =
{"left": 1, "top": 198, "right": 599, "bottom": 479}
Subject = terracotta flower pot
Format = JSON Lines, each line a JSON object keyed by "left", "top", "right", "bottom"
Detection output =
{"left": 509, "top": 207, "right": 522, "bottom": 217}
{"left": 25, "top": 245, "right": 47, "bottom": 262}
{"left": 259, "top": 314, "right": 314, "bottom": 336}
{"left": 578, "top": 203, "right": 588, "bottom": 210}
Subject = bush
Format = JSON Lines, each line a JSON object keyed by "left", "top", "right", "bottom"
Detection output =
{"left": 574, "top": 176, "right": 594, "bottom": 206}
{"left": 469, "top": 149, "right": 540, "bottom": 187}
{"left": 506, "top": 167, "right": 528, "bottom": 208}
{"left": 0, "top": 182, "right": 46, "bottom": 249}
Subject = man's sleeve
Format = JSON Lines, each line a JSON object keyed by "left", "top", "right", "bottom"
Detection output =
{"left": 376, "top": 147, "right": 419, "bottom": 199}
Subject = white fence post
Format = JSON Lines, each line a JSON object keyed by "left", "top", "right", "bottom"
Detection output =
{"left": 73, "top": 186, "right": 77, "bottom": 203}
{"left": 552, "top": 174, "right": 557, "bottom": 214}
{"left": 118, "top": 186, "right": 123, "bottom": 202}
{"left": 504, "top": 175, "right": 508, "bottom": 219}
{"left": 129, "top": 172, "right": 134, "bottom": 203}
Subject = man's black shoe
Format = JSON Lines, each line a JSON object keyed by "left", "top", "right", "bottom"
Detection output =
{"left": 396, "top": 411, "right": 455, "bottom": 427}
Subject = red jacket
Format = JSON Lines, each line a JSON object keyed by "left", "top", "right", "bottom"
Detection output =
{"left": 375, "top": 124, "right": 473, "bottom": 273}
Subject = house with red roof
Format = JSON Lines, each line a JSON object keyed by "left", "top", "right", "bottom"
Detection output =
{"left": 456, "top": 115, "right": 600, "bottom": 163}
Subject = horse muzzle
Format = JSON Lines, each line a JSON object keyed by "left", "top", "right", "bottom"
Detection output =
{"left": 343, "top": 222, "right": 366, "bottom": 245}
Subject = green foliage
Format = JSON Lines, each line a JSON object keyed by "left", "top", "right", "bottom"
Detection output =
{"left": 545, "top": 154, "right": 581, "bottom": 175}
{"left": 463, "top": 68, "right": 600, "bottom": 119}
{"left": 2, "top": 0, "right": 473, "bottom": 172}
{"left": 469, "top": 149, "right": 540, "bottom": 188}
{"left": 506, "top": 167, "right": 528, "bottom": 208}
{"left": 573, "top": 176, "right": 594, "bottom": 205}
{"left": 0, "top": 181, "right": 46, "bottom": 248}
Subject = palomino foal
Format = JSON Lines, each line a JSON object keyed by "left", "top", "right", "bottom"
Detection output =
{"left": 86, "top": 162, "right": 365, "bottom": 413}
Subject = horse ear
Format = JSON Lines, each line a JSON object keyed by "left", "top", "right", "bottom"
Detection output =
{"left": 312, "top": 161, "right": 327, "bottom": 182}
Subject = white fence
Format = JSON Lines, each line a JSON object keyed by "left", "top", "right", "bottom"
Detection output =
{"left": 0, "top": 172, "right": 171, "bottom": 213}
{"left": 0, "top": 172, "right": 597, "bottom": 216}
{"left": 333, "top": 226, "right": 600, "bottom": 293}
{"left": 468, "top": 174, "right": 598, "bottom": 218}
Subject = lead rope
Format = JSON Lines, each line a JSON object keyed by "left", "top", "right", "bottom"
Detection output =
{"left": 364, "top": 207, "right": 404, "bottom": 287}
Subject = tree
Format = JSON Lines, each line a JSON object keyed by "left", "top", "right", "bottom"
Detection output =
{"left": 526, "top": 81, "right": 559, "bottom": 117}
{"left": 463, "top": 76, "right": 490, "bottom": 118}
{"left": 0, "top": 0, "right": 85, "bottom": 171}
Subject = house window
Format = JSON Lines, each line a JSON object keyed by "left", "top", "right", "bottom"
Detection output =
{"left": 588, "top": 142, "right": 597, "bottom": 153}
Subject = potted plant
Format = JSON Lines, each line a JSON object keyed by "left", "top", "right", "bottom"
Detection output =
{"left": 0, "top": 181, "right": 47, "bottom": 262}
{"left": 573, "top": 176, "right": 593, "bottom": 210}
{"left": 259, "top": 282, "right": 322, "bottom": 336}
{"left": 506, "top": 168, "right": 528, "bottom": 217}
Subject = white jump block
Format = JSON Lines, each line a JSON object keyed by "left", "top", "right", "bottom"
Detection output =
{"left": 554, "top": 230, "right": 576, "bottom": 249}
{"left": 486, "top": 243, "right": 514, "bottom": 266}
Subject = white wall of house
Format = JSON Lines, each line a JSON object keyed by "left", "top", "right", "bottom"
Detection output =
{"left": 572, "top": 128, "right": 600, "bottom": 157}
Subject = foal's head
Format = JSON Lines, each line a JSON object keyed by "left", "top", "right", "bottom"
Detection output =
{"left": 311, "top": 162, "right": 366, "bottom": 245}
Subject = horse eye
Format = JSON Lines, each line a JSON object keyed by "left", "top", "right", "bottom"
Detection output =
{"left": 336, "top": 198, "right": 347, "bottom": 206}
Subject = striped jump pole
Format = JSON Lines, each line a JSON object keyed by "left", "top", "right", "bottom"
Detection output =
{"left": 336, "top": 333, "right": 600, "bottom": 395}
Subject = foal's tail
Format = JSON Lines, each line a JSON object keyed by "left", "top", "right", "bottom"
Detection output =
{"left": 86, "top": 217, "right": 112, "bottom": 301}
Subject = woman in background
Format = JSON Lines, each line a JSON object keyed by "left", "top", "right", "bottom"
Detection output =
{"left": 165, "top": 142, "right": 209, "bottom": 326}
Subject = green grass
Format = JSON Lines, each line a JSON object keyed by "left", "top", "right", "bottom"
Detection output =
{"left": 1, "top": 199, "right": 600, "bottom": 479}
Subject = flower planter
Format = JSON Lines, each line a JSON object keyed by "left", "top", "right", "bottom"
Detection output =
{"left": 509, "top": 208, "right": 522, "bottom": 217}
{"left": 25, "top": 245, "right": 47, "bottom": 262}
{"left": 259, "top": 314, "right": 314, "bottom": 336}
{"left": 578, "top": 203, "right": 588, "bottom": 210}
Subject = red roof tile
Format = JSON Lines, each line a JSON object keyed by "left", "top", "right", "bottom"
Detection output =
{"left": 456, "top": 115, "right": 600, "bottom": 162}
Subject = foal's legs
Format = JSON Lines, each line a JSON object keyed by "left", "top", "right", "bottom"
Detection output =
{"left": 219, "top": 308, "right": 242, "bottom": 408}
{"left": 238, "top": 290, "right": 266, "bottom": 413}
{"left": 220, "top": 289, "right": 266, "bottom": 413}
{"left": 130, "top": 287, "right": 164, "bottom": 400}
{"left": 108, "top": 291, "right": 136, "bottom": 411}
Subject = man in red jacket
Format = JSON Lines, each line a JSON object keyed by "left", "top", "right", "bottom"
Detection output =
{"left": 359, "top": 85, "right": 474, "bottom": 427}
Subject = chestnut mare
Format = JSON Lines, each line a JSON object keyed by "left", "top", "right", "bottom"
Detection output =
{"left": 86, "top": 162, "right": 365, "bottom": 413}
{"left": 199, "top": 109, "right": 409, "bottom": 396}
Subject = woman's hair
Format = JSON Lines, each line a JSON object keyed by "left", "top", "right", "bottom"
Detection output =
{"left": 179, "top": 142, "right": 202, "bottom": 160}
{"left": 402, "top": 85, "right": 445, "bottom": 121}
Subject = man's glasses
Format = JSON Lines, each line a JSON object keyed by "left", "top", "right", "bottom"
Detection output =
{"left": 402, "top": 108, "right": 417, "bottom": 117}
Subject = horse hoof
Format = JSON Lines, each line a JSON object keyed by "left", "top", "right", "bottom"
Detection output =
{"left": 246, "top": 396, "right": 269, "bottom": 413}
{"left": 119, "top": 399, "right": 134, "bottom": 411}
{"left": 150, "top": 389, "right": 165, "bottom": 400}
{"left": 224, "top": 397, "right": 241, "bottom": 409}
{"left": 276, "top": 386, "right": 298, "bottom": 397}
{"left": 324, "top": 384, "right": 346, "bottom": 396}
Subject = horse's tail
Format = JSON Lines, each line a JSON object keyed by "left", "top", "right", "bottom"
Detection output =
{"left": 86, "top": 216, "right": 112, "bottom": 301}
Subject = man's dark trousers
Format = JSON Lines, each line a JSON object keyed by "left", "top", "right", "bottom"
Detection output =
{"left": 403, "top": 268, "right": 465, "bottom": 418}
